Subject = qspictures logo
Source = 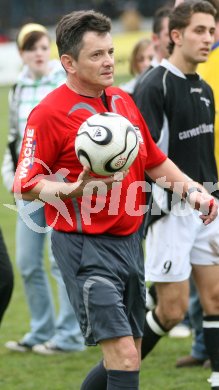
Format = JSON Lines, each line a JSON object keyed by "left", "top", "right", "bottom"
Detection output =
{"left": 6, "top": 154, "right": 218, "bottom": 234}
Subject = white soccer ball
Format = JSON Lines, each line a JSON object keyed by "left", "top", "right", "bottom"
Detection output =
{"left": 75, "top": 112, "right": 139, "bottom": 176}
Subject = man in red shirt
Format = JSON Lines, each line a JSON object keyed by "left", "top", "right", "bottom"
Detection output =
{"left": 14, "top": 10, "right": 217, "bottom": 390}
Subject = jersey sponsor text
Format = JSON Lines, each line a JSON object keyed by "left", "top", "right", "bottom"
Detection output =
{"left": 19, "top": 128, "right": 36, "bottom": 179}
{"left": 179, "top": 123, "right": 213, "bottom": 140}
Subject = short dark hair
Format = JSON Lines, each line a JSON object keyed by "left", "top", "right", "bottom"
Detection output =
{"left": 205, "top": 0, "right": 219, "bottom": 20}
{"left": 152, "top": 6, "right": 171, "bottom": 35}
{"left": 56, "top": 10, "right": 112, "bottom": 60}
{"left": 168, "top": 0, "right": 216, "bottom": 54}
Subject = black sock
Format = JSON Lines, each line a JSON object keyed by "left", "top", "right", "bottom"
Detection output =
{"left": 107, "top": 370, "right": 139, "bottom": 389}
{"left": 141, "top": 310, "right": 167, "bottom": 360}
{"left": 203, "top": 315, "right": 219, "bottom": 372}
{"left": 81, "top": 360, "right": 107, "bottom": 390}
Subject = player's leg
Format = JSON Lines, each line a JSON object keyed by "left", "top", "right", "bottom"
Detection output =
{"left": 82, "top": 233, "right": 143, "bottom": 389}
{"left": 193, "top": 265, "right": 219, "bottom": 389}
{"left": 80, "top": 360, "right": 107, "bottom": 390}
{"left": 81, "top": 338, "right": 141, "bottom": 390}
{"left": 100, "top": 336, "right": 140, "bottom": 389}
{"left": 142, "top": 280, "right": 189, "bottom": 359}
{"left": 52, "top": 231, "right": 144, "bottom": 390}
{"left": 142, "top": 208, "right": 195, "bottom": 359}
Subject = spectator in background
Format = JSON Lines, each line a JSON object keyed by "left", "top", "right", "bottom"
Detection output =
{"left": 1, "top": 23, "right": 85, "bottom": 355}
{"left": 120, "top": 38, "right": 154, "bottom": 95}
{"left": 151, "top": 5, "right": 171, "bottom": 66}
{"left": 121, "top": 6, "right": 171, "bottom": 99}
{"left": 133, "top": 5, "right": 171, "bottom": 108}
{"left": 0, "top": 228, "right": 13, "bottom": 325}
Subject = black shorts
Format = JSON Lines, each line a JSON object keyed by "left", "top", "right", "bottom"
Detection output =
{"left": 52, "top": 230, "right": 146, "bottom": 346}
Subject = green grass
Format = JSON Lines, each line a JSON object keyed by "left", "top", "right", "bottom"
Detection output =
{"left": 0, "top": 85, "right": 211, "bottom": 389}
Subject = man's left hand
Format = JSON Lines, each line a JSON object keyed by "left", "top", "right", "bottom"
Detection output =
{"left": 188, "top": 191, "right": 218, "bottom": 225}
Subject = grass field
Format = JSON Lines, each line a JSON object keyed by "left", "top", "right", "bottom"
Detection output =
{"left": 0, "top": 85, "right": 211, "bottom": 389}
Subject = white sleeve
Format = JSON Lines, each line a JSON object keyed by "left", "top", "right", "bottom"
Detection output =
{"left": 1, "top": 87, "right": 19, "bottom": 192}
{"left": 1, "top": 148, "right": 15, "bottom": 192}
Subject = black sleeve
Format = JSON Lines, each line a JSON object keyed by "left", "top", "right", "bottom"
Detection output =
{"left": 8, "top": 141, "right": 18, "bottom": 172}
{"left": 133, "top": 77, "right": 165, "bottom": 144}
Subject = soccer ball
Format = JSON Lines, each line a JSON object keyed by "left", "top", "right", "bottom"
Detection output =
{"left": 75, "top": 112, "right": 139, "bottom": 176}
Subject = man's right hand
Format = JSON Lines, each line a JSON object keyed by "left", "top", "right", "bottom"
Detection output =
{"left": 76, "top": 166, "right": 128, "bottom": 196}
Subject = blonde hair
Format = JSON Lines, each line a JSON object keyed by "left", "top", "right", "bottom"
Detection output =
{"left": 129, "top": 38, "right": 153, "bottom": 76}
{"left": 17, "top": 23, "right": 48, "bottom": 50}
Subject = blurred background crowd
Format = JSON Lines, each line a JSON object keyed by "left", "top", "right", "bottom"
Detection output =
{"left": 0, "top": 0, "right": 176, "bottom": 85}
{"left": 0, "top": 0, "right": 173, "bottom": 35}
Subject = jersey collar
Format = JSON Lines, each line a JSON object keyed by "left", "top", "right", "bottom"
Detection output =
{"left": 160, "top": 59, "right": 187, "bottom": 79}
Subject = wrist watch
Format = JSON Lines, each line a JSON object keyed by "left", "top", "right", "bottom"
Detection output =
{"left": 184, "top": 187, "right": 202, "bottom": 201}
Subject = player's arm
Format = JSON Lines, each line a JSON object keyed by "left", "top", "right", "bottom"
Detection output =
{"left": 146, "top": 158, "right": 218, "bottom": 225}
{"left": 134, "top": 77, "right": 165, "bottom": 144}
{"left": 14, "top": 167, "right": 127, "bottom": 202}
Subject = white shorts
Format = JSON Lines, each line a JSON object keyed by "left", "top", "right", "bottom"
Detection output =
{"left": 145, "top": 201, "right": 219, "bottom": 282}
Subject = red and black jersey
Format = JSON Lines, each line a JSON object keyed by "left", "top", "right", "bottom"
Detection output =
{"left": 14, "top": 84, "right": 166, "bottom": 235}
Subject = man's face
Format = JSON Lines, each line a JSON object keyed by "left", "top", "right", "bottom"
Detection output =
{"left": 177, "top": 12, "right": 215, "bottom": 64}
{"left": 155, "top": 17, "right": 170, "bottom": 60}
{"left": 73, "top": 31, "right": 114, "bottom": 95}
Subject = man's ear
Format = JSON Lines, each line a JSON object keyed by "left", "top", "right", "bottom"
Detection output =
{"left": 170, "top": 29, "right": 183, "bottom": 47}
{"left": 60, "top": 54, "right": 76, "bottom": 74}
{"left": 152, "top": 33, "right": 159, "bottom": 48}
